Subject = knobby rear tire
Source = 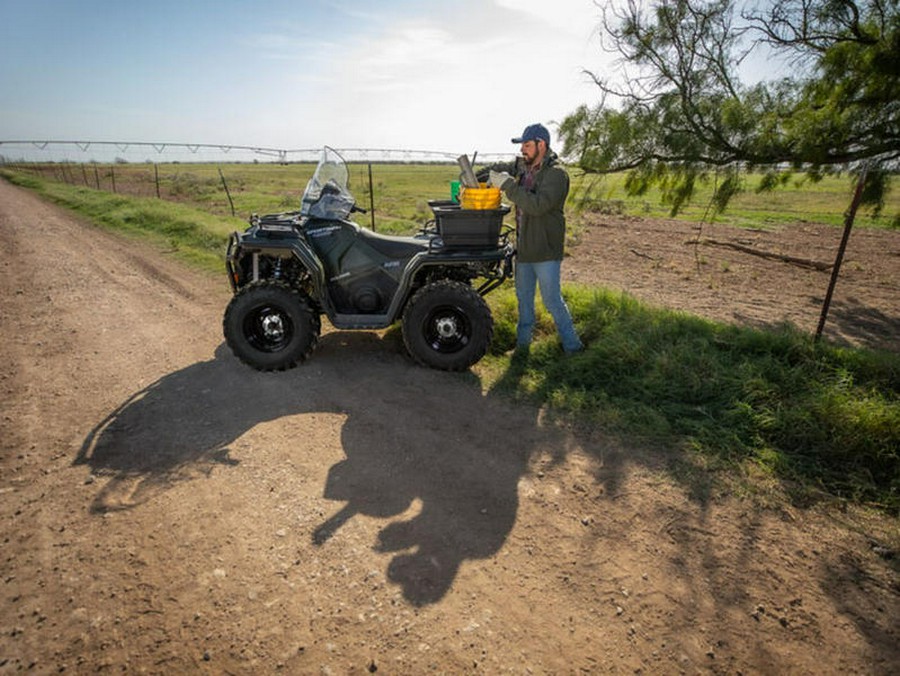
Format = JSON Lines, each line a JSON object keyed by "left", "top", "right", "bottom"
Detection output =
{"left": 402, "top": 280, "right": 493, "bottom": 371}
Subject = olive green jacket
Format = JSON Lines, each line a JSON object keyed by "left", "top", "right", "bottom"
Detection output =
{"left": 490, "top": 151, "right": 569, "bottom": 263}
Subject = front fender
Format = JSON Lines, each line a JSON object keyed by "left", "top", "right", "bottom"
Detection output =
{"left": 226, "top": 230, "right": 327, "bottom": 302}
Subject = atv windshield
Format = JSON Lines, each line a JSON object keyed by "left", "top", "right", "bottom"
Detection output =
{"left": 301, "top": 146, "right": 355, "bottom": 220}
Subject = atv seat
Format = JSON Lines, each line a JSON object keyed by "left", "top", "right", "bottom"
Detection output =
{"left": 357, "top": 228, "right": 430, "bottom": 259}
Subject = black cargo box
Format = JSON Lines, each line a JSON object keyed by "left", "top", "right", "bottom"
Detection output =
{"left": 429, "top": 204, "right": 510, "bottom": 249}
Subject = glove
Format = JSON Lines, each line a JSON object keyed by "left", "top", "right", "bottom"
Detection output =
{"left": 489, "top": 170, "right": 513, "bottom": 190}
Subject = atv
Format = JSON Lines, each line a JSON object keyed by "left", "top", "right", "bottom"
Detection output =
{"left": 223, "top": 147, "right": 514, "bottom": 371}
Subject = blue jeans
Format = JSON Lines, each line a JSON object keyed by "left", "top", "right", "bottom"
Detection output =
{"left": 515, "top": 260, "right": 583, "bottom": 352}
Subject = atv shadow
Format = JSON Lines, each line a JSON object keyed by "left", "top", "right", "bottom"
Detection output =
{"left": 76, "top": 343, "right": 296, "bottom": 511}
{"left": 76, "top": 333, "right": 579, "bottom": 606}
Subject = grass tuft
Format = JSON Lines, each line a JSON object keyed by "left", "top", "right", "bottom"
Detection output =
{"left": 2, "top": 170, "right": 242, "bottom": 272}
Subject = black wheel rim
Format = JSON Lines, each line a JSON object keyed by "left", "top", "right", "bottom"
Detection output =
{"left": 423, "top": 304, "right": 471, "bottom": 354}
{"left": 244, "top": 303, "right": 294, "bottom": 353}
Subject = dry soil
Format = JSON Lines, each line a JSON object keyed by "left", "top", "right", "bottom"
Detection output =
{"left": 1, "top": 179, "right": 898, "bottom": 674}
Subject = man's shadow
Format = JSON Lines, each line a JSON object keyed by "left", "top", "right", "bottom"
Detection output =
{"left": 311, "top": 349, "right": 536, "bottom": 604}
{"left": 77, "top": 336, "right": 555, "bottom": 605}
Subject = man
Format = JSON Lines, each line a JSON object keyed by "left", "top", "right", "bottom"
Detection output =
{"left": 486, "top": 123, "right": 583, "bottom": 355}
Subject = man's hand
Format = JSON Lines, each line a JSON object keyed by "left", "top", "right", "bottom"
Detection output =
{"left": 489, "top": 170, "right": 513, "bottom": 190}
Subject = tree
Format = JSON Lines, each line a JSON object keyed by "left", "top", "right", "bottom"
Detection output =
{"left": 560, "top": 0, "right": 899, "bottom": 218}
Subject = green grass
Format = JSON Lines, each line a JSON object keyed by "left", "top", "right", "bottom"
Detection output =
{"left": 478, "top": 286, "right": 900, "bottom": 512}
{"left": 3, "top": 165, "right": 898, "bottom": 512}
{"left": 18, "top": 160, "right": 897, "bottom": 234}
{"left": 568, "top": 169, "right": 900, "bottom": 229}
{"left": 1, "top": 170, "right": 245, "bottom": 272}
{"left": 6, "top": 161, "right": 462, "bottom": 236}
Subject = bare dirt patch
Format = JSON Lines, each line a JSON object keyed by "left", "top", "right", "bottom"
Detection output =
{"left": 1, "top": 179, "right": 897, "bottom": 674}
{"left": 564, "top": 213, "right": 899, "bottom": 353}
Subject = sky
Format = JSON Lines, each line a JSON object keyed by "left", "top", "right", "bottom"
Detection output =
{"left": 0, "top": 0, "right": 614, "bottom": 162}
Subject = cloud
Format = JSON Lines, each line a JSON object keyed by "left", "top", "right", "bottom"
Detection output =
{"left": 495, "top": 0, "right": 604, "bottom": 38}
{"left": 0, "top": 0, "right": 611, "bottom": 157}
{"left": 270, "top": 0, "right": 607, "bottom": 152}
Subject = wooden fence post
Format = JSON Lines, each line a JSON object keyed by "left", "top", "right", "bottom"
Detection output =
{"left": 815, "top": 165, "right": 870, "bottom": 342}
{"left": 218, "top": 167, "right": 236, "bottom": 216}
{"left": 368, "top": 163, "right": 376, "bottom": 231}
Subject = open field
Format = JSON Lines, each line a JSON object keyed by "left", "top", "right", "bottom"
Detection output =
{"left": 8, "top": 160, "right": 900, "bottom": 234}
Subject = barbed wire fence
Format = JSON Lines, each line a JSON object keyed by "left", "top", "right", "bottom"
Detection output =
{"left": 0, "top": 140, "right": 512, "bottom": 222}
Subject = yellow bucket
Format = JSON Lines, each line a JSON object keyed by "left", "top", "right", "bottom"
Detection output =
{"left": 459, "top": 183, "right": 502, "bottom": 210}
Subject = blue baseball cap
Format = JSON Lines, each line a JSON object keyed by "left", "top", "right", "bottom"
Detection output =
{"left": 511, "top": 123, "right": 551, "bottom": 145}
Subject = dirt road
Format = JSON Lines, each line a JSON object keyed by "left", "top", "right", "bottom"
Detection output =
{"left": 1, "top": 179, "right": 898, "bottom": 674}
